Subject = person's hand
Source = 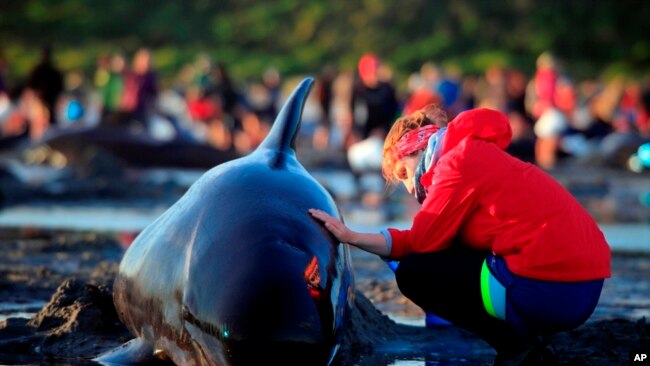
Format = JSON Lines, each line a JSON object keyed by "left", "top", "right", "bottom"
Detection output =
{"left": 309, "top": 209, "right": 390, "bottom": 256}
{"left": 308, "top": 209, "right": 357, "bottom": 244}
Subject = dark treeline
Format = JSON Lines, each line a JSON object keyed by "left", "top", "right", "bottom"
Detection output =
{"left": 1, "top": 0, "right": 649, "bottom": 80}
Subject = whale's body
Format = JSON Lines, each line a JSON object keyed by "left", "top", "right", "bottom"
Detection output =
{"left": 100, "top": 78, "right": 354, "bottom": 365}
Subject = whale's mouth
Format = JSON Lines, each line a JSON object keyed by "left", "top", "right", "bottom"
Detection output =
{"left": 183, "top": 304, "right": 339, "bottom": 366}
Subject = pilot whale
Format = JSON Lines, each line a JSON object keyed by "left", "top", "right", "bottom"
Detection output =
{"left": 96, "top": 77, "right": 354, "bottom": 365}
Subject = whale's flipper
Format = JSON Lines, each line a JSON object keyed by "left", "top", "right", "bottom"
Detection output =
{"left": 94, "top": 338, "right": 166, "bottom": 365}
{"left": 258, "top": 77, "right": 314, "bottom": 168}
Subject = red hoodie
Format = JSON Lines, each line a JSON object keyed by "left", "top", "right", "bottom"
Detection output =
{"left": 388, "top": 108, "right": 611, "bottom": 282}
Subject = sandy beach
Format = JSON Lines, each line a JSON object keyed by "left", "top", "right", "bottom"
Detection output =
{"left": 0, "top": 229, "right": 648, "bottom": 365}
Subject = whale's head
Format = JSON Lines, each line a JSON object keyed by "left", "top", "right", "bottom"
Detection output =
{"left": 113, "top": 78, "right": 354, "bottom": 365}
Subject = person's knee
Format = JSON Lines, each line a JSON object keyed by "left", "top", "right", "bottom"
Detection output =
{"left": 396, "top": 254, "right": 439, "bottom": 300}
{"left": 395, "top": 254, "right": 446, "bottom": 300}
{"left": 395, "top": 256, "right": 418, "bottom": 297}
{"left": 396, "top": 253, "right": 451, "bottom": 294}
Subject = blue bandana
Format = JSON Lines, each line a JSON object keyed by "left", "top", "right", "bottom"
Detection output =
{"left": 413, "top": 128, "right": 447, "bottom": 204}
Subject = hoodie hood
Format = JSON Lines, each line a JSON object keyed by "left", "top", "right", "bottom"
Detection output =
{"left": 441, "top": 108, "right": 512, "bottom": 156}
{"left": 418, "top": 108, "right": 512, "bottom": 191}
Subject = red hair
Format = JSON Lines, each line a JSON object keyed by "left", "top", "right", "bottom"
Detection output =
{"left": 382, "top": 104, "right": 448, "bottom": 187}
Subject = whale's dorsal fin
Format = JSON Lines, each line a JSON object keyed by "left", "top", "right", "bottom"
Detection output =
{"left": 258, "top": 77, "right": 314, "bottom": 168}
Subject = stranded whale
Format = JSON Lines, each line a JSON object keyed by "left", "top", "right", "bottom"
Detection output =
{"left": 96, "top": 77, "right": 354, "bottom": 365}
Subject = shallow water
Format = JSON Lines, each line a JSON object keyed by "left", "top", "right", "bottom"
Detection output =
{"left": 1, "top": 165, "right": 647, "bottom": 247}
{"left": 0, "top": 204, "right": 647, "bottom": 253}
{"left": 0, "top": 301, "right": 46, "bottom": 322}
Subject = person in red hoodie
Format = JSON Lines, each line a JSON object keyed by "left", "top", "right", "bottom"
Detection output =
{"left": 309, "top": 104, "right": 610, "bottom": 366}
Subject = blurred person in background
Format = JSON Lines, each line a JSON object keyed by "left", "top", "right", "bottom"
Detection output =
{"left": 437, "top": 65, "right": 462, "bottom": 117}
{"left": 182, "top": 60, "right": 242, "bottom": 151}
{"left": 528, "top": 52, "right": 558, "bottom": 120}
{"left": 210, "top": 62, "right": 242, "bottom": 129}
{"left": 347, "top": 54, "right": 399, "bottom": 176}
{"left": 316, "top": 65, "right": 337, "bottom": 127}
{"left": 186, "top": 85, "right": 221, "bottom": 125}
{"left": 591, "top": 76, "right": 623, "bottom": 130}
{"left": 0, "top": 58, "right": 29, "bottom": 142}
{"left": 553, "top": 76, "right": 577, "bottom": 119}
{"left": 641, "top": 74, "right": 650, "bottom": 137}
{"left": 185, "top": 68, "right": 233, "bottom": 151}
{"left": 24, "top": 46, "right": 63, "bottom": 138}
{"left": 559, "top": 79, "right": 608, "bottom": 162}
{"left": 57, "top": 70, "right": 86, "bottom": 127}
{"left": 97, "top": 53, "right": 126, "bottom": 119}
{"left": 0, "top": 52, "right": 23, "bottom": 137}
{"left": 459, "top": 75, "right": 479, "bottom": 111}
{"left": 420, "top": 62, "right": 442, "bottom": 92}
{"left": 185, "top": 55, "right": 220, "bottom": 126}
{"left": 232, "top": 111, "right": 269, "bottom": 154}
{"left": 578, "top": 77, "right": 623, "bottom": 164}
{"left": 121, "top": 48, "right": 158, "bottom": 127}
{"left": 262, "top": 67, "right": 282, "bottom": 121}
{"left": 310, "top": 104, "right": 610, "bottom": 366}
{"left": 504, "top": 70, "right": 535, "bottom": 163}
{"left": 191, "top": 53, "right": 213, "bottom": 93}
{"left": 505, "top": 69, "right": 529, "bottom": 118}
{"left": 0, "top": 55, "right": 10, "bottom": 125}
{"left": 0, "top": 54, "right": 6, "bottom": 96}
{"left": 0, "top": 87, "right": 29, "bottom": 140}
{"left": 476, "top": 64, "right": 507, "bottom": 113}
{"left": 312, "top": 65, "right": 338, "bottom": 150}
{"left": 505, "top": 111, "right": 536, "bottom": 163}
{"left": 533, "top": 107, "right": 567, "bottom": 170}
{"left": 352, "top": 53, "right": 399, "bottom": 140}
{"left": 244, "top": 82, "right": 274, "bottom": 126}
{"left": 599, "top": 80, "right": 650, "bottom": 166}
{"left": 402, "top": 71, "right": 442, "bottom": 116}
{"left": 527, "top": 53, "right": 566, "bottom": 169}
{"left": 327, "top": 71, "right": 360, "bottom": 153}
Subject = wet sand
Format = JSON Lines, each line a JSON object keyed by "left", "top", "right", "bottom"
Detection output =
{"left": 1, "top": 231, "right": 649, "bottom": 365}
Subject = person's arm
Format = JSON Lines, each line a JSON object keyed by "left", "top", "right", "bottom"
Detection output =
{"left": 388, "top": 143, "right": 486, "bottom": 258}
{"left": 308, "top": 209, "right": 390, "bottom": 257}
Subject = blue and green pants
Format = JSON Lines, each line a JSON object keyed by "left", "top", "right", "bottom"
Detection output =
{"left": 393, "top": 245, "right": 604, "bottom": 352}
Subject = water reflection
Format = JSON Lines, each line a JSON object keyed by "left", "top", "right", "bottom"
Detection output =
{"left": 0, "top": 204, "right": 646, "bottom": 253}
{"left": 0, "top": 301, "right": 46, "bottom": 322}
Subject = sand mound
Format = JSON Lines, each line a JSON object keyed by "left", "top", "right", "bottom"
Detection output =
{"left": 0, "top": 279, "right": 130, "bottom": 363}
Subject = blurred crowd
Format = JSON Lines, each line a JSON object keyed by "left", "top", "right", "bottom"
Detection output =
{"left": 0, "top": 47, "right": 649, "bottom": 171}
